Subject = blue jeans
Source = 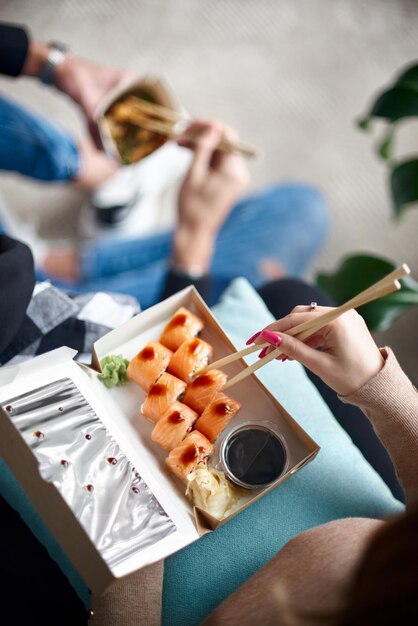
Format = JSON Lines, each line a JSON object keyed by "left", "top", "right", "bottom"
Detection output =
{"left": 72, "top": 183, "right": 330, "bottom": 308}
{"left": 0, "top": 94, "right": 81, "bottom": 181}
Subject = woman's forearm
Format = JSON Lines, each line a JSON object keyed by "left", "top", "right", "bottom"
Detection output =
{"left": 341, "top": 348, "right": 418, "bottom": 508}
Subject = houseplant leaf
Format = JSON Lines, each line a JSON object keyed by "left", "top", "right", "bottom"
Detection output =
{"left": 367, "top": 85, "right": 418, "bottom": 122}
{"left": 376, "top": 126, "right": 394, "bottom": 161}
{"left": 394, "top": 62, "right": 418, "bottom": 89}
{"left": 390, "top": 158, "right": 418, "bottom": 217}
{"left": 316, "top": 254, "right": 418, "bottom": 331}
{"left": 358, "top": 62, "right": 418, "bottom": 125}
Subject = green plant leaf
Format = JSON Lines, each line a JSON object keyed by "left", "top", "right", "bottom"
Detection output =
{"left": 368, "top": 85, "right": 418, "bottom": 122}
{"left": 395, "top": 62, "right": 418, "bottom": 90}
{"left": 361, "top": 62, "right": 418, "bottom": 122}
{"left": 376, "top": 126, "right": 394, "bottom": 161}
{"left": 390, "top": 158, "right": 418, "bottom": 217}
{"left": 357, "top": 116, "right": 372, "bottom": 131}
{"left": 316, "top": 254, "right": 418, "bottom": 332}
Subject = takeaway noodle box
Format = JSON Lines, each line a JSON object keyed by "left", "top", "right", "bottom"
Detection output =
{"left": 0, "top": 287, "right": 319, "bottom": 596}
{"left": 94, "top": 74, "right": 182, "bottom": 165}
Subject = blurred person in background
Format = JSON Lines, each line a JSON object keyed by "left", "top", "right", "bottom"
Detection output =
{"left": 0, "top": 22, "right": 330, "bottom": 310}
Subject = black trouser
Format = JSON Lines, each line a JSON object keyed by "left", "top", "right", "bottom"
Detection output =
{"left": 256, "top": 278, "right": 404, "bottom": 503}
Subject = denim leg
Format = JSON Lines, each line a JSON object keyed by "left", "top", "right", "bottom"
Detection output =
{"left": 62, "top": 258, "right": 169, "bottom": 311}
{"left": 0, "top": 95, "right": 81, "bottom": 181}
{"left": 72, "top": 182, "right": 330, "bottom": 309}
{"left": 211, "top": 182, "right": 331, "bottom": 284}
{"left": 80, "top": 182, "right": 329, "bottom": 283}
{"left": 80, "top": 231, "right": 172, "bottom": 280}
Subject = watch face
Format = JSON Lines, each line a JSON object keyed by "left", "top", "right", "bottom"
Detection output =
{"left": 40, "top": 43, "right": 70, "bottom": 85}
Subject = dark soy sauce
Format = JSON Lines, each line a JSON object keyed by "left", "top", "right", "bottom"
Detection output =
{"left": 223, "top": 426, "right": 286, "bottom": 488}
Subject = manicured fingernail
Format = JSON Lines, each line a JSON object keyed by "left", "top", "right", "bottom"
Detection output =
{"left": 260, "top": 329, "right": 282, "bottom": 347}
{"left": 258, "top": 346, "right": 269, "bottom": 359}
{"left": 246, "top": 331, "right": 261, "bottom": 345}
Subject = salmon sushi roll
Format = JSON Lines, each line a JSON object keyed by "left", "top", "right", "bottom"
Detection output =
{"left": 183, "top": 369, "right": 228, "bottom": 414}
{"left": 166, "top": 430, "right": 214, "bottom": 482}
{"left": 195, "top": 392, "right": 241, "bottom": 443}
{"left": 141, "top": 373, "right": 187, "bottom": 423}
{"left": 127, "top": 341, "right": 173, "bottom": 392}
{"left": 160, "top": 306, "right": 204, "bottom": 352}
{"left": 168, "top": 337, "right": 213, "bottom": 383}
{"left": 151, "top": 401, "right": 199, "bottom": 451}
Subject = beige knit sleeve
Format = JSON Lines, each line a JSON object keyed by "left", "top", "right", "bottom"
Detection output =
{"left": 339, "top": 348, "right": 418, "bottom": 508}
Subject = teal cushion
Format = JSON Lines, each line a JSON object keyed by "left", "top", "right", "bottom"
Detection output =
{"left": 161, "top": 277, "right": 404, "bottom": 626}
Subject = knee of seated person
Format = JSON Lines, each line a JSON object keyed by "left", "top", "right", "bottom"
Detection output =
{"left": 270, "top": 182, "right": 331, "bottom": 241}
{"left": 293, "top": 184, "right": 330, "bottom": 234}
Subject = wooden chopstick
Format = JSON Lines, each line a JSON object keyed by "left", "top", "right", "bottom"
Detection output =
{"left": 125, "top": 95, "right": 185, "bottom": 124}
{"left": 118, "top": 96, "right": 261, "bottom": 159}
{"left": 202, "top": 263, "right": 410, "bottom": 376}
{"left": 221, "top": 276, "right": 403, "bottom": 391}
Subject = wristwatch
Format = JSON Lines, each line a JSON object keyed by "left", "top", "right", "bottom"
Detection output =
{"left": 40, "top": 41, "right": 71, "bottom": 85}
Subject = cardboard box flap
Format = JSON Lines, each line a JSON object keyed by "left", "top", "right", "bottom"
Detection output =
{"left": 193, "top": 506, "right": 222, "bottom": 535}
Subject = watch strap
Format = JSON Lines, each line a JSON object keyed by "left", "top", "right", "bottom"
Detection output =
{"left": 40, "top": 41, "right": 70, "bottom": 85}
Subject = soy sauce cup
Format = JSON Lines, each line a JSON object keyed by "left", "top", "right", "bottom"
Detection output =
{"left": 220, "top": 423, "right": 288, "bottom": 490}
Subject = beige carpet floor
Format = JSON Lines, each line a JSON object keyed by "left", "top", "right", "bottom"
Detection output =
{"left": 0, "top": 0, "right": 417, "bottom": 380}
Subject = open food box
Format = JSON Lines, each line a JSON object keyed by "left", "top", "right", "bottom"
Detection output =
{"left": 0, "top": 287, "right": 319, "bottom": 596}
{"left": 94, "top": 74, "right": 181, "bottom": 165}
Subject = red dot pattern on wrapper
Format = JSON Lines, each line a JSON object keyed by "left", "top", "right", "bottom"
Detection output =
{"left": 85, "top": 434, "right": 92, "bottom": 440}
{"left": 60, "top": 459, "right": 69, "bottom": 467}
{"left": 86, "top": 484, "right": 94, "bottom": 492}
{"left": 107, "top": 457, "right": 117, "bottom": 465}
{"left": 34, "top": 430, "right": 44, "bottom": 439}
{"left": 58, "top": 406, "right": 64, "bottom": 412}
{"left": 132, "top": 487, "right": 140, "bottom": 494}
{"left": 6, "top": 405, "right": 13, "bottom": 412}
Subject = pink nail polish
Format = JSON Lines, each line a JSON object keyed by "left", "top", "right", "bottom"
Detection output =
{"left": 246, "top": 330, "right": 261, "bottom": 345}
{"left": 258, "top": 346, "right": 269, "bottom": 359}
{"left": 260, "top": 329, "right": 282, "bottom": 347}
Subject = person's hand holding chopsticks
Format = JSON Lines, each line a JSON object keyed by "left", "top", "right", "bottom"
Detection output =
{"left": 246, "top": 306, "right": 385, "bottom": 396}
{"left": 172, "top": 120, "right": 250, "bottom": 275}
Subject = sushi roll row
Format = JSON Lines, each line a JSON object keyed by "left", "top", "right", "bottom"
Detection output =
{"left": 127, "top": 306, "right": 241, "bottom": 483}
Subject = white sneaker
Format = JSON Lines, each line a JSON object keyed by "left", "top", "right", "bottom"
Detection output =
{"left": 82, "top": 141, "right": 192, "bottom": 241}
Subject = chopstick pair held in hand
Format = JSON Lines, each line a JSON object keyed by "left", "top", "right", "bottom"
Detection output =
{"left": 123, "top": 95, "right": 261, "bottom": 159}
{"left": 199, "top": 264, "right": 410, "bottom": 391}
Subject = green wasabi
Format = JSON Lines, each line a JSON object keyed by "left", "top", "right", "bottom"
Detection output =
{"left": 98, "top": 354, "right": 130, "bottom": 388}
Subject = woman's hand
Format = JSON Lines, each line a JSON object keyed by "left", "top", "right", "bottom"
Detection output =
{"left": 173, "top": 120, "right": 250, "bottom": 273}
{"left": 247, "top": 306, "right": 385, "bottom": 396}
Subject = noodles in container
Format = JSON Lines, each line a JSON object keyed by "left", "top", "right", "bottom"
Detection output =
{"left": 95, "top": 75, "right": 181, "bottom": 165}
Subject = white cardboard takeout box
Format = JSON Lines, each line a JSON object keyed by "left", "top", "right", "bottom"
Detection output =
{"left": 0, "top": 287, "right": 319, "bottom": 596}
{"left": 94, "top": 74, "right": 181, "bottom": 165}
